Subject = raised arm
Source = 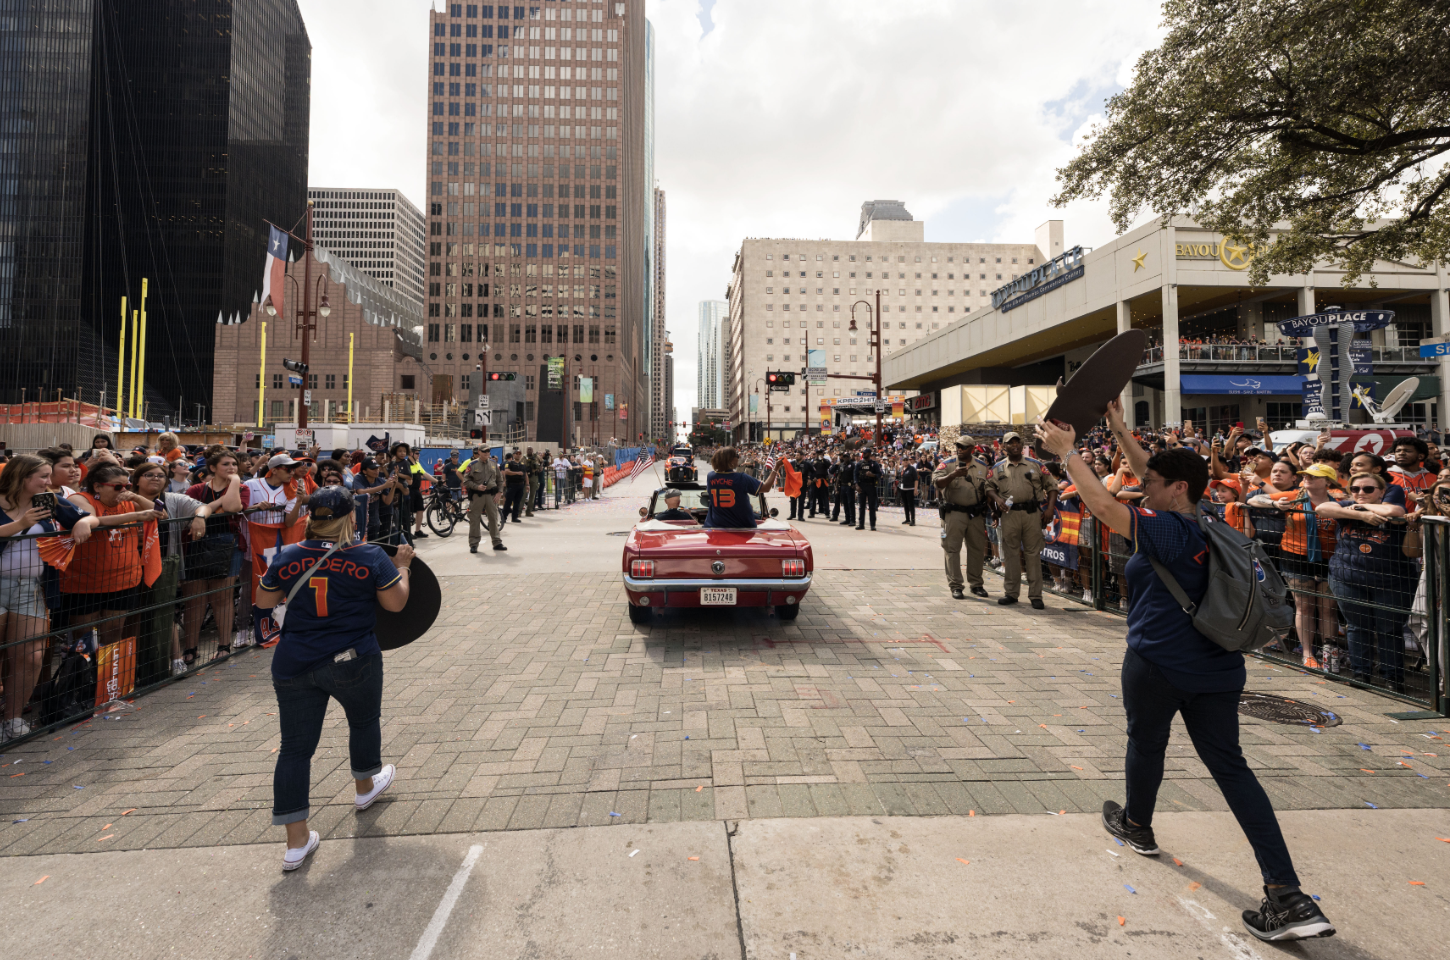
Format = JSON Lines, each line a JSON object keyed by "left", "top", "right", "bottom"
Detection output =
{"left": 1106, "top": 399, "right": 1149, "bottom": 481}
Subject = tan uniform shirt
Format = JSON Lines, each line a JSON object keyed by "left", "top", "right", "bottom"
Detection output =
{"left": 462, "top": 457, "right": 501, "bottom": 495}
{"left": 932, "top": 458, "right": 989, "bottom": 506}
{"left": 986, "top": 457, "right": 1052, "bottom": 505}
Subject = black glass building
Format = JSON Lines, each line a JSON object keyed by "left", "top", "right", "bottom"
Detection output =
{"left": 0, "top": 0, "right": 308, "bottom": 417}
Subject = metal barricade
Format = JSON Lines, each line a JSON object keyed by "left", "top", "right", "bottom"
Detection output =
{"left": 1010, "top": 495, "right": 1447, "bottom": 714}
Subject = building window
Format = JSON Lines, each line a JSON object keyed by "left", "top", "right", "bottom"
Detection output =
{"left": 272, "top": 373, "right": 283, "bottom": 390}
{"left": 325, "top": 374, "right": 336, "bottom": 390}
{"left": 401, "top": 375, "right": 416, "bottom": 390}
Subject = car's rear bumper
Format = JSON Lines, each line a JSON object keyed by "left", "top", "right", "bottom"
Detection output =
{"left": 622, "top": 574, "right": 811, "bottom": 607}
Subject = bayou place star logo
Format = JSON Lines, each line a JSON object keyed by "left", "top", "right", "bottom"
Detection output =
{"left": 1218, "top": 238, "right": 1254, "bottom": 270}
{"left": 1130, "top": 249, "right": 1146, "bottom": 271}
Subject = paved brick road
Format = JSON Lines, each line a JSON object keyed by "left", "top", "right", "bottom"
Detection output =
{"left": 2, "top": 565, "right": 1445, "bottom": 858}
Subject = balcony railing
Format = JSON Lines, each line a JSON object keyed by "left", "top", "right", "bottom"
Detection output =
{"left": 1140, "top": 344, "right": 1429, "bottom": 364}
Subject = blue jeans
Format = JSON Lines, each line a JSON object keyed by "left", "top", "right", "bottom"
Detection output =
{"left": 1329, "top": 574, "right": 1410, "bottom": 686}
{"left": 271, "top": 652, "right": 384, "bottom": 825}
{"left": 1121, "top": 647, "right": 1299, "bottom": 886}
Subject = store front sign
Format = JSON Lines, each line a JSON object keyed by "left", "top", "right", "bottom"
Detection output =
{"left": 1174, "top": 236, "right": 1269, "bottom": 271}
{"left": 992, "top": 246, "right": 1084, "bottom": 312}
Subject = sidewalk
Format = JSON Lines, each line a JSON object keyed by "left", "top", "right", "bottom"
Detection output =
{"left": 3, "top": 809, "right": 1443, "bottom": 959}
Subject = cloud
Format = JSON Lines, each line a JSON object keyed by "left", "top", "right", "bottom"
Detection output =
{"left": 295, "top": 0, "right": 1167, "bottom": 429}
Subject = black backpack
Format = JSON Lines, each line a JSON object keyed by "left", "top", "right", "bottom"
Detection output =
{"left": 1148, "top": 510, "right": 1294, "bottom": 653}
{"left": 34, "top": 648, "right": 98, "bottom": 728}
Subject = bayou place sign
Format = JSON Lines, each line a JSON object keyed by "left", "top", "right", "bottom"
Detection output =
{"left": 992, "top": 245, "right": 1084, "bottom": 312}
{"left": 1174, "top": 236, "right": 1270, "bottom": 271}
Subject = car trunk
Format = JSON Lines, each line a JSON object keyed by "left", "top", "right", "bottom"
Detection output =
{"left": 631, "top": 528, "right": 802, "bottom": 579}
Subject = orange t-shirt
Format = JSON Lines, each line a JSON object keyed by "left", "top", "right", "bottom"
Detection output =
{"left": 164, "top": 448, "right": 185, "bottom": 462}
{"left": 61, "top": 495, "right": 143, "bottom": 594}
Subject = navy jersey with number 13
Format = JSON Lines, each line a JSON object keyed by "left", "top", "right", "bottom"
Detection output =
{"left": 261, "top": 540, "right": 401, "bottom": 679}
{"left": 704, "top": 471, "right": 762, "bottom": 528}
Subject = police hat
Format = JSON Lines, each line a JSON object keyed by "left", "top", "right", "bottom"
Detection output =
{"left": 1001, "top": 431, "right": 1023, "bottom": 443}
{"left": 308, "top": 485, "right": 355, "bottom": 520}
{"left": 955, "top": 435, "right": 976, "bottom": 448}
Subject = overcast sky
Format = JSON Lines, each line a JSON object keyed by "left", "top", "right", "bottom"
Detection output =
{"left": 300, "top": 0, "right": 1166, "bottom": 429}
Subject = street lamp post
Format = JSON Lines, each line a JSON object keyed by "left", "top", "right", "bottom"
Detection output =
{"left": 263, "top": 201, "right": 331, "bottom": 430}
{"left": 846, "top": 289, "right": 884, "bottom": 442}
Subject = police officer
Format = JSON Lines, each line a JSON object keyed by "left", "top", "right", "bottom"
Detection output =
{"left": 986, "top": 431, "right": 1056, "bottom": 608}
{"left": 899, "top": 458, "right": 919, "bottom": 526}
{"left": 934, "top": 436, "right": 991, "bottom": 599}
{"left": 523, "top": 447, "right": 540, "bottom": 517}
{"left": 810, "top": 451, "right": 831, "bottom": 518}
{"left": 832, "top": 452, "right": 856, "bottom": 525}
{"left": 855, "top": 447, "right": 882, "bottom": 530}
{"left": 462, "top": 446, "right": 507, "bottom": 553}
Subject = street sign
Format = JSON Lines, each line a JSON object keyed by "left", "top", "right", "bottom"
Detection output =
{"left": 856, "top": 390, "right": 876, "bottom": 398}
{"left": 287, "top": 375, "right": 303, "bottom": 387}
{"left": 476, "top": 393, "right": 491, "bottom": 410}
{"left": 295, "top": 428, "right": 314, "bottom": 447}
{"left": 475, "top": 409, "right": 493, "bottom": 426}
{"left": 874, "top": 402, "right": 886, "bottom": 414}
{"left": 303, "top": 390, "right": 312, "bottom": 405}
{"left": 1420, "top": 342, "right": 1450, "bottom": 359}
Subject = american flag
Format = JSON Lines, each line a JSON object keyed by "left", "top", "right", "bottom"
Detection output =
{"left": 764, "top": 454, "right": 778, "bottom": 471}
{"left": 628, "top": 454, "right": 655, "bottom": 480}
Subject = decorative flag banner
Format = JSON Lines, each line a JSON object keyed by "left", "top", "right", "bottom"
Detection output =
{"left": 261, "top": 225, "right": 289, "bottom": 317}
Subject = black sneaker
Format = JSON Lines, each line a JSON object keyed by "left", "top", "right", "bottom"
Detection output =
{"left": 1101, "top": 800, "right": 1159, "bottom": 855}
{"left": 413, "top": 531, "right": 429, "bottom": 539}
{"left": 1242, "top": 887, "right": 1335, "bottom": 941}
{"left": 492, "top": 542, "right": 508, "bottom": 551}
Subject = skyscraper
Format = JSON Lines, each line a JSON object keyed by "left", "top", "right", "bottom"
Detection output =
{"left": 423, "top": 1, "right": 648, "bottom": 442}
{"left": 650, "top": 185, "right": 667, "bottom": 437}
{"left": 697, "top": 299, "right": 726, "bottom": 409}
{"left": 309, "top": 187, "right": 428, "bottom": 313}
{"left": 0, "top": 0, "right": 310, "bottom": 415}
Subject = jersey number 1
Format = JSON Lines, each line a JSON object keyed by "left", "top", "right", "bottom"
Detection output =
{"left": 309, "top": 577, "right": 329, "bottom": 617}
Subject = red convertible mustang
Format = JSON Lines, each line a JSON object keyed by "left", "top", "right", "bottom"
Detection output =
{"left": 622, "top": 481, "right": 813, "bottom": 623}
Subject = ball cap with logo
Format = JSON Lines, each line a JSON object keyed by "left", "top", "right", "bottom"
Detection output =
{"left": 267, "top": 453, "right": 300, "bottom": 471}
{"left": 307, "top": 485, "right": 355, "bottom": 520}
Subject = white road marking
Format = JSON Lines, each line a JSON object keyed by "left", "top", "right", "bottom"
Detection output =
{"left": 408, "top": 844, "right": 484, "bottom": 960}
{"left": 1176, "top": 896, "right": 1266, "bottom": 960}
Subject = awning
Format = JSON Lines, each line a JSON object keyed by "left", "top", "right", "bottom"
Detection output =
{"left": 1180, "top": 374, "right": 1303, "bottom": 396}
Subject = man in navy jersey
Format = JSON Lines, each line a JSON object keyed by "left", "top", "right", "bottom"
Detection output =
{"left": 704, "top": 446, "right": 778, "bottom": 528}
{"left": 1038, "top": 401, "right": 1334, "bottom": 943}
{"left": 257, "top": 486, "right": 411, "bottom": 873}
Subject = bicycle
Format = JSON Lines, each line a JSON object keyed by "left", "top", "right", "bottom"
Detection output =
{"left": 425, "top": 483, "right": 466, "bottom": 537}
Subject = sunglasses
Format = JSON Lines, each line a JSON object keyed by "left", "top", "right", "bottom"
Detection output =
{"left": 1350, "top": 485, "right": 1380, "bottom": 494}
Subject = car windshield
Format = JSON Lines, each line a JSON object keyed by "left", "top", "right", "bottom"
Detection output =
{"left": 645, "top": 487, "right": 771, "bottom": 526}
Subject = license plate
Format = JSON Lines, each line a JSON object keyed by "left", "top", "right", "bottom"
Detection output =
{"left": 700, "top": 587, "right": 737, "bottom": 606}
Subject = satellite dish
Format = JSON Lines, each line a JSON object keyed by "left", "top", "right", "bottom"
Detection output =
{"left": 1375, "top": 377, "right": 1420, "bottom": 423}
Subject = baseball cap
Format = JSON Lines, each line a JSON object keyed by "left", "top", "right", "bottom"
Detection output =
{"left": 1298, "top": 463, "right": 1339, "bottom": 480}
{"left": 267, "top": 453, "right": 299, "bottom": 470}
{"left": 955, "top": 435, "right": 976, "bottom": 447}
{"left": 1210, "top": 476, "right": 1243, "bottom": 493}
{"left": 1001, "top": 431, "right": 1022, "bottom": 443}
{"left": 307, "top": 485, "right": 355, "bottom": 520}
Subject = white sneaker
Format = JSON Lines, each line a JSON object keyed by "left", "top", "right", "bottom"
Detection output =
{"left": 282, "top": 830, "right": 320, "bottom": 871}
{"left": 355, "top": 764, "right": 396, "bottom": 811}
{"left": 171, "top": 658, "right": 189, "bottom": 677}
{"left": 2, "top": 717, "right": 32, "bottom": 740}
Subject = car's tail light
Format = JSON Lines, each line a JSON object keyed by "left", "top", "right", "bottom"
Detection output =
{"left": 782, "top": 559, "right": 805, "bottom": 578}
{"left": 631, "top": 559, "right": 654, "bottom": 578}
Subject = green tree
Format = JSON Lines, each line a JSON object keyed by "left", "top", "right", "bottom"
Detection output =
{"left": 1054, "top": 0, "right": 1450, "bottom": 286}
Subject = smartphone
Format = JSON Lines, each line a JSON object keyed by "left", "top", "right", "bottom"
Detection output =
{"left": 1235, "top": 421, "right": 1244, "bottom": 429}
{"left": 31, "top": 492, "right": 57, "bottom": 513}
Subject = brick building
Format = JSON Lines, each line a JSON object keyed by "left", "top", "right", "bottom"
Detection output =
{"left": 211, "top": 245, "right": 427, "bottom": 427}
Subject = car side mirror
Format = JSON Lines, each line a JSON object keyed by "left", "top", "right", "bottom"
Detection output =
{"left": 639, "top": 507, "right": 648, "bottom": 518}
{"left": 769, "top": 508, "right": 779, "bottom": 518}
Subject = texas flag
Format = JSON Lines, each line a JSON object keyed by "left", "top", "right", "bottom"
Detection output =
{"left": 261, "top": 224, "right": 288, "bottom": 318}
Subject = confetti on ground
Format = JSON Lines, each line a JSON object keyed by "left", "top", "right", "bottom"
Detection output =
{"left": 628, "top": 849, "right": 639, "bottom": 857}
{"left": 1365, "top": 802, "right": 1379, "bottom": 809}
{"left": 101, "top": 824, "right": 111, "bottom": 830}
{"left": 1071, "top": 765, "right": 1083, "bottom": 771}
{"left": 1113, "top": 837, "right": 1124, "bottom": 847}
{"left": 1124, "top": 884, "right": 1136, "bottom": 894}
{"left": 695, "top": 785, "right": 703, "bottom": 792}
{"left": 96, "top": 835, "right": 113, "bottom": 842}
{"left": 1117, "top": 916, "right": 1125, "bottom": 926}
{"left": 72, "top": 785, "right": 83, "bottom": 790}
{"left": 1106, "top": 849, "right": 1119, "bottom": 858}
{"left": 1172, "top": 858, "right": 1184, "bottom": 867}
{"left": 1436, "top": 837, "right": 1450, "bottom": 843}
{"left": 1409, "top": 881, "right": 1426, "bottom": 886}
{"left": 956, "top": 858, "right": 970, "bottom": 864}
{"left": 1189, "top": 881, "right": 1202, "bottom": 891}
{"left": 968, "top": 810, "right": 975, "bottom": 817}
{"left": 121, "top": 809, "right": 135, "bottom": 816}
{"left": 34, "top": 876, "right": 48, "bottom": 885}
{"left": 609, "top": 812, "right": 621, "bottom": 817}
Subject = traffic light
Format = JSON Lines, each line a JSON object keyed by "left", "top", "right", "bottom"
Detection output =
{"left": 486, "top": 372, "right": 516, "bottom": 381}
{"left": 767, "top": 371, "right": 795, "bottom": 389}
{"left": 282, "top": 358, "right": 309, "bottom": 376}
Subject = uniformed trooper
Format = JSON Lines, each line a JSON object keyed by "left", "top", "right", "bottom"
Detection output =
{"left": 523, "top": 448, "right": 541, "bottom": 517}
{"left": 832, "top": 452, "right": 856, "bottom": 525}
{"left": 933, "top": 435, "right": 991, "bottom": 600}
{"left": 985, "top": 431, "right": 1056, "bottom": 608}
{"left": 462, "top": 446, "right": 507, "bottom": 553}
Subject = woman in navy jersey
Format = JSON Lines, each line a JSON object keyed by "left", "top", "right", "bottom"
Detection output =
{"left": 256, "top": 486, "right": 412, "bottom": 872}
{"left": 703, "top": 447, "right": 779, "bottom": 529}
